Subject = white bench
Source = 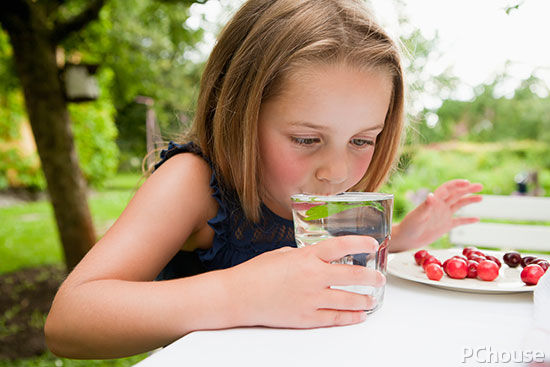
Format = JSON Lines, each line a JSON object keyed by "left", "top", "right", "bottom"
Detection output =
{"left": 449, "top": 195, "right": 550, "bottom": 252}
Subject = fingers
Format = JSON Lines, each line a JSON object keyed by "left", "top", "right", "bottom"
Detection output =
{"left": 434, "top": 179, "right": 471, "bottom": 200}
{"left": 446, "top": 185, "right": 483, "bottom": 205}
{"left": 451, "top": 216, "right": 479, "bottom": 228}
{"left": 450, "top": 195, "right": 482, "bottom": 212}
{"left": 434, "top": 180, "right": 483, "bottom": 202}
{"left": 318, "top": 288, "right": 378, "bottom": 311}
{"left": 324, "top": 263, "right": 385, "bottom": 288}
{"left": 314, "top": 236, "right": 379, "bottom": 263}
{"left": 311, "top": 309, "right": 367, "bottom": 327}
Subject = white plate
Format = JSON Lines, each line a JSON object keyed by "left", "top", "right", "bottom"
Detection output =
{"left": 387, "top": 248, "right": 548, "bottom": 293}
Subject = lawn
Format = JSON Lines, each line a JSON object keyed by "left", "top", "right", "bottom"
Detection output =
{"left": 0, "top": 171, "right": 148, "bottom": 366}
{"left": 0, "top": 172, "right": 145, "bottom": 274}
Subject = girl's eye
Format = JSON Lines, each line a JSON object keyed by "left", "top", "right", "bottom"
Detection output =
{"left": 350, "top": 138, "right": 374, "bottom": 147}
{"left": 291, "top": 137, "right": 320, "bottom": 146}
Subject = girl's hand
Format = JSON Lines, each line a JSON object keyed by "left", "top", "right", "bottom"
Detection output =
{"left": 225, "top": 236, "right": 384, "bottom": 329}
{"left": 391, "top": 179, "right": 483, "bottom": 252}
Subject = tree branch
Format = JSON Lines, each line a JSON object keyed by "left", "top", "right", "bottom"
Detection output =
{"left": 51, "top": 0, "right": 106, "bottom": 43}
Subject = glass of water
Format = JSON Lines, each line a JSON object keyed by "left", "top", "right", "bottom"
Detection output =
{"left": 291, "top": 192, "right": 393, "bottom": 313}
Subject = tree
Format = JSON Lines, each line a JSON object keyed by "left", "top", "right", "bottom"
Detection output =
{"left": 0, "top": 0, "right": 206, "bottom": 270}
{"left": 0, "top": 1, "right": 107, "bottom": 271}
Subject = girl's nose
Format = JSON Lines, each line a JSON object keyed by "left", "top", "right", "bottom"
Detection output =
{"left": 315, "top": 156, "right": 348, "bottom": 184}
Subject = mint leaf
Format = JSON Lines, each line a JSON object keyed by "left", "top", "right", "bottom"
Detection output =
{"left": 303, "top": 201, "right": 384, "bottom": 221}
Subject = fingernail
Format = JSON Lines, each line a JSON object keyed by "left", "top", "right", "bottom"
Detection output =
{"left": 360, "top": 312, "right": 367, "bottom": 321}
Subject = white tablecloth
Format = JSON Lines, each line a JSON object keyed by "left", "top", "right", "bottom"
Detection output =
{"left": 135, "top": 274, "right": 544, "bottom": 367}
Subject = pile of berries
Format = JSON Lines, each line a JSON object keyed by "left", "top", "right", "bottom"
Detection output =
{"left": 414, "top": 247, "right": 500, "bottom": 282}
{"left": 502, "top": 251, "right": 548, "bottom": 285}
{"left": 414, "top": 247, "right": 549, "bottom": 285}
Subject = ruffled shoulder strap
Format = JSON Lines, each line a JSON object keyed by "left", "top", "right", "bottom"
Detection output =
{"left": 153, "top": 141, "right": 210, "bottom": 171}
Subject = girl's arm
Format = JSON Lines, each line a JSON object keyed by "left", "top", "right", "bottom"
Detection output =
{"left": 390, "top": 179, "right": 483, "bottom": 253}
{"left": 45, "top": 153, "right": 383, "bottom": 359}
{"left": 45, "top": 153, "right": 222, "bottom": 358}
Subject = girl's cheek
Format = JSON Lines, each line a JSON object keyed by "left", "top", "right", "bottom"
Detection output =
{"left": 277, "top": 154, "right": 310, "bottom": 185}
{"left": 353, "top": 152, "right": 374, "bottom": 182}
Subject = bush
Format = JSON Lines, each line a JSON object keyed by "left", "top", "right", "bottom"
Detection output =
{"left": 382, "top": 141, "right": 550, "bottom": 222}
{"left": 70, "top": 70, "right": 119, "bottom": 187}
{"left": 0, "top": 70, "right": 119, "bottom": 190}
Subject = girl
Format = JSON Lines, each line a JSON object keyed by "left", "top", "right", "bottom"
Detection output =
{"left": 45, "top": 0, "right": 482, "bottom": 359}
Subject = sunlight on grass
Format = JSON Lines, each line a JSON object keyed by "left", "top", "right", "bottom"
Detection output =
{"left": 0, "top": 173, "right": 143, "bottom": 275}
{"left": 0, "top": 350, "right": 148, "bottom": 367}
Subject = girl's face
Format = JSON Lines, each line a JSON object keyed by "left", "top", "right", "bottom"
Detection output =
{"left": 257, "top": 63, "right": 392, "bottom": 219}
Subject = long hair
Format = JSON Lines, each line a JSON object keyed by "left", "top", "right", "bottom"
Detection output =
{"left": 189, "top": 0, "right": 405, "bottom": 222}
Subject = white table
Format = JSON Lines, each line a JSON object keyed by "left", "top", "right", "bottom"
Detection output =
{"left": 135, "top": 273, "right": 545, "bottom": 367}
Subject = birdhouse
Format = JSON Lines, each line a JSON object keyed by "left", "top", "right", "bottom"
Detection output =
{"left": 62, "top": 63, "right": 100, "bottom": 102}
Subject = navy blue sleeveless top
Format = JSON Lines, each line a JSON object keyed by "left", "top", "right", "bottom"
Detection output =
{"left": 153, "top": 142, "right": 296, "bottom": 280}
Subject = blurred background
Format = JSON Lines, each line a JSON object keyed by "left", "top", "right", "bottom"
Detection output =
{"left": 0, "top": 0, "right": 548, "bottom": 365}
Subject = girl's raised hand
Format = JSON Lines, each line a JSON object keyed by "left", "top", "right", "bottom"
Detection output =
{"left": 390, "top": 179, "right": 483, "bottom": 253}
{"left": 225, "top": 235, "right": 384, "bottom": 329}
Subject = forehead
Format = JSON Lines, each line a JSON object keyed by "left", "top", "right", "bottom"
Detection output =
{"left": 263, "top": 63, "right": 393, "bottom": 130}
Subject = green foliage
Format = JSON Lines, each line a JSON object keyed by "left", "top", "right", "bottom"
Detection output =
{"left": 0, "top": 30, "right": 18, "bottom": 95}
{"left": 1, "top": 0, "right": 207, "bottom": 187}
{"left": 382, "top": 141, "right": 550, "bottom": 223}
{"left": 415, "top": 73, "right": 550, "bottom": 145}
{"left": 302, "top": 201, "right": 384, "bottom": 221}
{"left": 0, "top": 66, "right": 119, "bottom": 190}
{"left": 61, "top": 0, "right": 206, "bottom": 169}
{"left": 0, "top": 30, "right": 25, "bottom": 146}
{"left": 70, "top": 69, "right": 119, "bottom": 187}
{"left": 0, "top": 149, "right": 45, "bottom": 190}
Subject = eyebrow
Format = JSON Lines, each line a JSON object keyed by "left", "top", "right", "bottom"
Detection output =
{"left": 288, "top": 120, "right": 384, "bottom": 133}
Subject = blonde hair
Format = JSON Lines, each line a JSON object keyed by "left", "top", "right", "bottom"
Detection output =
{"left": 189, "top": 0, "right": 405, "bottom": 222}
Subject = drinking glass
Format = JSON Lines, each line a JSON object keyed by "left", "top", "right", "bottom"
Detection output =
{"left": 291, "top": 192, "right": 393, "bottom": 313}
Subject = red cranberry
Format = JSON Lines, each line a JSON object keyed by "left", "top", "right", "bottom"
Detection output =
{"left": 503, "top": 252, "right": 521, "bottom": 268}
{"left": 471, "top": 250, "right": 486, "bottom": 258}
{"left": 425, "top": 263, "right": 443, "bottom": 281}
{"left": 422, "top": 256, "right": 442, "bottom": 270}
{"left": 462, "top": 247, "right": 478, "bottom": 257}
{"left": 442, "top": 258, "right": 450, "bottom": 270}
{"left": 468, "top": 254, "right": 486, "bottom": 263}
{"left": 445, "top": 258, "right": 468, "bottom": 279}
{"left": 521, "top": 264, "right": 545, "bottom": 285}
{"left": 414, "top": 250, "right": 430, "bottom": 265}
{"left": 466, "top": 260, "right": 479, "bottom": 278}
{"left": 532, "top": 259, "right": 549, "bottom": 272}
{"left": 477, "top": 260, "right": 499, "bottom": 281}
{"left": 452, "top": 255, "right": 469, "bottom": 262}
{"left": 521, "top": 256, "right": 537, "bottom": 268}
{"left": 484, "top": 255, "right": 502, "bottom": 268}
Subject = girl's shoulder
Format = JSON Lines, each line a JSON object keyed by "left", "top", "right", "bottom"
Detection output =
{"left": 154, "top": 141, "right": 209, "bottom": 172}
{"left": 149, "top": 143, "right": 218, "bottom": 238}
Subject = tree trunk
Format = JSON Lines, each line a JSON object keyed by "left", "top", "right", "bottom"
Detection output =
{"left": 4, "top": 12, "right": 96, "bottom": 271}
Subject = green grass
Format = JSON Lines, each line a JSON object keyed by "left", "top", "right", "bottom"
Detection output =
{"left": 0, "top": 351, "right": 147, "bottom": 367}
{"left": 0, "top": 172, "right": 145, "bottom": 275}
{"left": 0, "top": 352, "right": 148, "bottom": 367}
{"left": 0, "top": 172, "right": 148, "bottom": 366}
